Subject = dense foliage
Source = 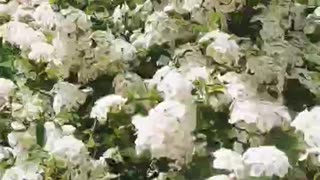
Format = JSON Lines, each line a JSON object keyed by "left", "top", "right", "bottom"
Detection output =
{"left": 1, "top": 0, "right": 320, "bottom": 179}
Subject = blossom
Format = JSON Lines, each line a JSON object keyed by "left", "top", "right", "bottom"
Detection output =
{"left": 11, "top": 88, "right": 47, "bottom": 121}
{"left": 0, "top": 1, "right": 19, "bottom": 16}
{"left": 90, "top": 94, "right": 127, "bottom": 124}
{"left": 199, "top": 30, "right": 240, "bottom": 65}
{"left": 52, "top": 82, "right": 88, "bottom": 114}
{"left": 218, "top": 72, "right": 258, "bottom": 100}
{"left": 32, "top": 2, "right": 57, "bottom": 29}
{"left": 7, "top": 125, "right": 37, "bottom": 157}
{"left": 109, "top": 39, "right": 137, "bottom": 62}
{"left": 28, "top": 42, "right": 54, "bottom": 62}
{"left": 132, "top": 100, "right": 195, "bottom": 163}
{"left": 164, "top": 0, "right": 202, "bottom": 13}
{"left": 3, "top": 21, "right": 45, "bottom": 50}
{"left": 291, "top": 107, "right": 320, "bottom": 147}
{"left": 229, "top": 99, "right": 291, "bottom": 132}
{"left": 44, "top": 122, "right": 62, "bottom": 152}
{"left": 0, "top": 78, "right": 15, "bottom": 108}
{"left": 148, "top": 66, "right": 193, "bottom": 103}
{"left": 242, "top": 146, "right": 290, "bottom": 177}
{"left": 11, "top": 121, "right": 26, "bottom": 131}
{"left": 0, "top": 146, "right": 12, "bottom": 162}
{"left": 185, "top": 66, "right": 210, "bottom": 82}
{"left": 213, "top": 148, "right": 245, "bottom": 177}
{"left": 132, "top": 12, "right": 189, "bottom": 48}
{"left": 2, "top": 162, "right": 43, "bottom": 180}
{"left": 50, "top": 135, "right": 88, "bottom": 164}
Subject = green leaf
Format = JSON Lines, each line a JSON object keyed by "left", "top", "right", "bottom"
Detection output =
{"left": 0, "top": 61, "right": 13, "bottom": 69}
{"left": 86, "top": 134, "right": 96, "bottom": 148}
{"left": 36, "top": 121, "right": 45, "bottom": 147}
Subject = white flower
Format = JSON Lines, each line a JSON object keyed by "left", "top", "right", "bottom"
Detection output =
{"left": 11, "top": 5, "right": 34, "bottom": 22}
{"left": 206, "top": 175, "right": 230, "bottom": 180}
{"left": 90, "top": 94, "right": 127, "bottom": 124}
{"left": 109, "top": 39, "right": 137, "bottom": 62}
{"left": 52, "top": 82, "right": 88, "bottom": 114}
{"left": 0, "top": 78, "right": 15, "bottom": 108}
{"left": 50, "top": 135, "right": 88, "bottom": 164}
{"left": 213, "top": 148, "right": 245, "bottom": 177}
{"left": 7, "top": 125, "right": 36, "bottom": 156}
{"left": 243, "top": 146, "right": 290, "bottom": 177}
{"left": 218, "top": 72, "right": 258, "bottom": 100}
{"left": 199, "top": 30, "right": 240, "bottom": 64}
{"left": 0, "top": 1, "right": 19, "bottom": 16}
{"left": 185, "top": 66, "right": 210, "bottom": 82}
{"left": 2, "top": 162, "right": 43, "bottom": 180}
{"left": 291, "top": 107, "right": 320, "bottom": 147}
{"left": 44, "top": 122, "right": 62, "bottom": 152}
{"left": 0, "top": 146, "right": 12, "bottom": 162}
{"left": 4, "top": 22, "right": 45, "bottom": 50}
{"left": 28, "top": 42, "right": 54, "bottom": 62}
{"left": 132, "top": 100, "right": 195, "bottom": 163}
{"left": 148, "top": 66, "right": 193, "bottom": 103}
{"left": 230, "top": 99, "right": 291, "bottom": 132}
{"left": 132, "top": 12, "right": 185, "bottom": 48}
{"left": 62, "top": 125, "right": 76, "bottom": 135}
{"left": 32, "top": 2, "right": 57, "bottom": 29}
{"left": 10, "top": 121, "right": 26, "bottom": 131}
{"left": 112, "top": 4, "right": 129, "bottom": 30}
{"left": 12, "top": 88, "right": 46, "bottom": 121}
{"left": 57, "top": 18, "right": 77, "bottom": 33}
{"left": 164, "top": 0, "right": 202, "bottom": 13}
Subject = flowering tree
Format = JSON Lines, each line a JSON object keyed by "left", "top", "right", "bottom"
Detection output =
{"left": 0, "top": 0, "right": 320, "bottom": 179}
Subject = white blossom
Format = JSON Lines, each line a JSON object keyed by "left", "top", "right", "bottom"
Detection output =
{"left": 148, "top": 66, "right": 193, "bottom": 103}
{"left": 0, "top": 146, "right": 12, "bottom": 162}
{"left": 230, "top": 99, "right": 291, "bottom": 132}
{"left": 28, "top": 42, "right": 54, "bottom": 62}
{"left": 32, "top": 2, "right": 57, "bottom": 29}
{"left": 3, "top": 21, "right": 45, "bottom": 50}
{"left": 52, "top": 82, "right": 88, "bottom": 114}
{"left": 243, "top": 146, "right": 290, "bottom": 177}
{"left": 10, "top": 121, "right": 26, "bottom": 131}
{"left": 185, "top": 66, "right": 210, "bottom": 82}
{"left": 132, "top": 100, "right": 195, "bottom": 163}
{"left": 50, "top": 135, "right": 88, "bottom": 164}
{"left": 44, "top": 122, "right": 62, "bottom": 152}
{"left": 164, "top": 0, "right": 202, "bottom": 13}
{"left": 132, "top": 12, "right": 187, "bottom": 48}
{"left": 109, "top": 39, "right": 137, "bottom": 62}
{"left": 218, "top": 72, "right": 258, "bottom": 100}
{"left": 2, "top": 162, "right": 43, "bottom": 180}
{"left": 90, "top": 94, "right": 127, "bottom": 124}
{"left": 291, "top": 107, "right": 320, "bottom": 147}
{"left": 0, "top": 78, "right": 15, "bottom": 108}
{"left": 199, "top": 30, "right": 240, "bottom": 64}
{"left": 213, "top": 148, "right": 245, "bottom": 178}
{"left": 7, "top": 125, "right": 37, "bottom": 157}
{"left": 0, "top": 1, "right": 19, "bottom": 16}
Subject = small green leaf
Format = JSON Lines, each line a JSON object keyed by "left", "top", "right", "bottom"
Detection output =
{"left": 36, "top": 122, "right": 45, "bottom": 147}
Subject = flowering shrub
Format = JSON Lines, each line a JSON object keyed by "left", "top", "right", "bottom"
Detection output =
{"left": 0, "top": 0, "right": 320, "bottom": 179}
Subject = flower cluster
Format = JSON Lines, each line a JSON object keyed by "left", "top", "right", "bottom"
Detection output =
{"left": 0, "top": 0, "right": 319, "bottom": 179}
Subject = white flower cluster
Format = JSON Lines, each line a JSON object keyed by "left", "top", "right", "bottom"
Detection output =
{"left": 1, "top": 0, "right": 319, "bottom": 179}
{"left": 219, "top": 72, "right": 292, "bottom": 133}
{"left": 199, "top": 30, "right": 241, "bottom": 65}
{"left": 291, "top": 107, "right": 320, "bottom": 164}
{"left": 90, "top": 94, "right": 127, "bottom": 124}
{"left": 0, "top": 78, "right": 15, "bottom": 109}
{"left": 212, "top": 146, "right": 290, "bottom": 179}
{"left": 132, "top": 66, "right": 198, "bottom": 163}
